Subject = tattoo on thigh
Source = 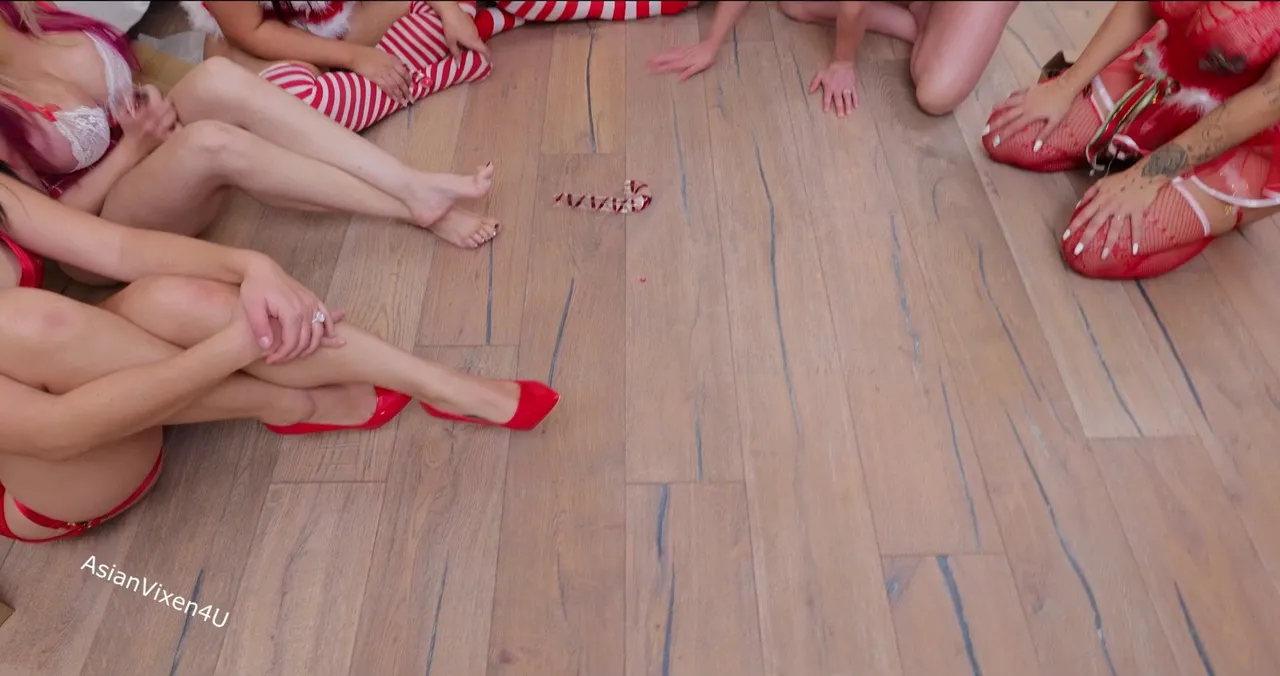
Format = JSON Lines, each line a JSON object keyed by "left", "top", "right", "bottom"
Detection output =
{"left": 1143, "top": 143, "right": 1189, "bottom": 177}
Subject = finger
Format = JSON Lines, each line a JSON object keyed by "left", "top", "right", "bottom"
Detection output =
{"left": 1066, "top": 195, "right": 1104, "bottom": 239}
{"left": 809, "top": 73, "right": 822, "bottom": 95}
{"left": 464, "top": 36, "right": 490, "bottom": 57}
{"left": 302, "top": 314, "right": 324, "bottom": 358}
{"left": 291, "top": 318, "right": 313, "bottom": 362}
{"left": 986, "top": 108, "right": 1023, "bottom": 135}
{"left": 1079, "top": 210, "right": 1114, "bottom": 255}
{"left": 318, "top": 303, "right": 338, "bottom": 338}
{"left": 1000, "top": 113, "right": 1044, "bottom": 142}
{"left": 271, "top": 310, "right": 302, "bottom": 364}
{"left": 852, "top": 87, "right": 859, "bottom": 109}
{"left": 991, "top": 90, "right": 1027, "bottom": 114}
{"left": 447, "top": 36, "right": 461, "bottom": 58}
{"left": 330, "top": 309, "right": 348, "bottom": 324}
{"left": 843, "top": 90, "right": 855, "bottom": 116}
{"left": 245, "top": 303, "right": 276, "bottom": 351}
{"left": 838, "top": 91, "right": 848, "bottom": 117}
{"left": 1101, "top": 211, "right": 1126, "bottom": 260}
{"left": 678, "top": 63, "right": 702, "bottom": 81}
{"left": 1130, "top": 211, "right": 1144, "bottom": 255}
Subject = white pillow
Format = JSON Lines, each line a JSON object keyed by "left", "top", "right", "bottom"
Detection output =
{"left": 53, "top": 1, "right": 151, "bottom": 33}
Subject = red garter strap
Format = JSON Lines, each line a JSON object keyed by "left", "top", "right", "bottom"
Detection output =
{"left": 6, "top": 451, "right": 163, "bottom": 542}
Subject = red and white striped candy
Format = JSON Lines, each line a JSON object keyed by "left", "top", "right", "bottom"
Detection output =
{"left": 554, "top": 180, "right": 652, "bottom": 214}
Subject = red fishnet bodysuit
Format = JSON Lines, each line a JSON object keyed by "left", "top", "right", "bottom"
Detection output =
{"left": 259, "top": 1, "right": 695, "bottom": 132}
{"left": 983, "top": 1, "right": 1280, "bottom": 280}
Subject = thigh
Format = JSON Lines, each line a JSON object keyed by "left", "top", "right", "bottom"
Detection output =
{"left": 0, "top": 429, "right": 162, "bottom": 542}
{"left": 777, "top": 0, "right": 841, "bottom": 24}
{"left": 346, "top": 0, "right": 413, "bottom": 46}
{"left": 99, "top": 129, "right": 231, "bottom": 238}
{"left": 203, "top": 35, "right": 287, "bottom": 75}
{"left": 911, "top": 1, "right": 1015, "bottom": 87}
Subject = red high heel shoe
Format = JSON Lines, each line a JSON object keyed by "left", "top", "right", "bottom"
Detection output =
{"left": 264, "top": 387, "right": 413, "bottom": 435}
{"left": 420, "top": 381, "right": 560, "bottom": 431}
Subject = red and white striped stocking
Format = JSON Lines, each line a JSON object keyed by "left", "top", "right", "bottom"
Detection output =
{"left": 492, "top": 1, "right": 696, "bottom": 22}
{"left": 259, "top": 1, "right": 523, "bottom": 132}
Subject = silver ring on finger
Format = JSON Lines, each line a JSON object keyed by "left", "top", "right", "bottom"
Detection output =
{"left": 312, "top": 310, "right": 326, "bottom": 325}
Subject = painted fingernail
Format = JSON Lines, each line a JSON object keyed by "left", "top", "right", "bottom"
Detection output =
{"left": 1101, "top": 247, "right": 1110, "bottom": 260}
{"left": 1132, "top": 242, "right": 1139, "bottom": 255}
{"left": 1033, "top": 139, "right": 1043, "bottom": 153}
{"left": 982, "top": 124, "right": 990, "bottom": 135}
{"left": 1062, "top": 229, "right": 1071, "bottom": 241}
{"left": 1073, "top": 242, "right": 1084, "bottom": 256}
{"left": 991, "top": 135, "right": 1001, "bottom": 147}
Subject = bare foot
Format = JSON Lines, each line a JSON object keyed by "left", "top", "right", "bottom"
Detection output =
{"left": 405, "top": 163, "right": 496, "bottom": 229}
{"left": 426, "top": 208, "right": 501, "bottom": 248}
{"left": 420, "top": 377, "right": 520, "bottom": 424}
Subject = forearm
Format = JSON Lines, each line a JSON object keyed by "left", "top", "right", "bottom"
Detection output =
{"left": 706, "top": 1, "right": 749, "bottom": 46}
{"left": 55, "top": 140, "right": 147, "bottom": 215}
{"left": 425, "top": 1, "right": 465, "bottom": 19}
{"left": 0, "top": 171, "right": 259, "bottom": 284}
{"left": 115, "top": 232, "right": 259, "bottom": 284}
{"left": 1057, "top": 1, "right": 1157, "bottom": 93}
{"left": 48, "top": 331, "right": 255, "bottom": 459}
{"left": 831, "top": 1, "right": 869, "bottom": 64}
{"left": 1140, "top": 78, "right": 1280, "bottom": 178}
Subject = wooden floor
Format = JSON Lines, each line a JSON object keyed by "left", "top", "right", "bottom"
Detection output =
{"left": 5, "top": 2, "right": 1280, "bottom": 674}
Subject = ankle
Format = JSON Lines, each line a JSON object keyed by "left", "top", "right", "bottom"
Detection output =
{"left": 261, "top": 389, "right": 316, "bottom": 426}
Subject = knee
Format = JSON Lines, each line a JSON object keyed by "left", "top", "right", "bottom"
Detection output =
{"left": 777, "top": 1, "right": 812, "bottom": 21}
{"left": 172, "top": 56, "right": 253, "bottom": 109}
{"left": 913, "top": 79, "right": 964, "bottom": 117}
{"left": 110, "top": 276, "right": 238, "bottom": 323}
{"left": 0, "top": 288, "right": 89, "bottom": 350}
{"left": 167, "top": 120, "right": 248, "bottom": 175}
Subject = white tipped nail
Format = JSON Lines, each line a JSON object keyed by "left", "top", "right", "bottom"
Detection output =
{"left": 1101, "top": 247, "right": 1110, "bottom": 260}
{"left": 992, "top": 135, "right": 1001, "bottom": 147}
{"left": 982, "top": 124, "right": 990, "bottom": 135}
{"left": 1117, "top": 151, "right": 1128, "bottom": 160}
{"left": 1063, "top": 229, "right": 1071, "bottom": 241}
{"left": 1033, "top": 139, "right": 1043, "bottom": 153}
{"left": 1073, "top": 242, "right": 1084, "bottom": 256}
{"left": 1132, "top": 242, "right": 1139, "bottom": 255}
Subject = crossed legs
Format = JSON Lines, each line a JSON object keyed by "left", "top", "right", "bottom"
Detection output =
{"left": 0, "top": 277, "right": 523, "bottom": 539}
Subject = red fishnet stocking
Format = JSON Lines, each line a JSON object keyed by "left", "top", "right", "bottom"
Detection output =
{"left": 1063, "top": 183, "right": 1217, "bottom": 279}
{"left": 983, "top": 89, "right": 1104, "bottom": 173}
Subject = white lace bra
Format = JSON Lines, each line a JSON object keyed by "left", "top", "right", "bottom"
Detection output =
{"left": 13, "top": 32, "right": 134, "bottom": 173}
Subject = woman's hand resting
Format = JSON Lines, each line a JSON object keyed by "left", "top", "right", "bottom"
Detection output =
{"left": 440, "top": 7, "right": 489, "bottom": 58}
{"left": 238, "top": 254, "right": 346, "bottom": 364}
{"left": 117, "top": 85, "right": 178, "bottom": 156}
{"left": 349, "top": 46, "right": 415, "bottom": 105}
{"left": 985, "top": 78, "right": 1078, "bottom": 145}
{"left": 648, "top": 40, "right": 718, "bottom": 80}
{"left": 809, "top": 61, "right": 858, "bottom": 117}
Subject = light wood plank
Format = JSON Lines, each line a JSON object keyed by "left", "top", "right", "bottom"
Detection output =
{"left": 76, "top": 422, "right": 280, "bottom": 676}
{"left": 213, "top": 483, "right": 384, "bottom": 676}
{"left": 0, "top": 515, "right": 140, "bottom": 676}
{"left": 948, "top": 4, "right": 1195, "bottom": 439}
{"left": 702, "top": 41, "right": 902, "bottom": 676}
{"left": 771, "top": 13, "right": 1003, "bottom": 555}
{"left": 697, "top": 0, "right": 773, "bottom": 44}
{"left": 541, "top": 21, "right": 627, "bottom": 155}
{"left": 623, "top": 16, "right": 743, "bottom": 483}
{"left": 625, "top": 483, "right": 764, "bottom": 676}
{"left": 418, "top": 26, "right": 555, "bottom": 346}
{"left": 485, "top": 153, "right": 627, "bottom": 676}
{"left": 1095, "top": 436, "right": 1280, "bottom": 676}
{"left": 1129, "top": 270, "right": 1280, "bottom": 587}
{"left": 1046, "top": 1, "right": 1114, "bottom": 51}
{"left": 884, "top": 555, "right": 1042, "bottom": 676}
{"left": 347, "top": 346, "right": 514, "bottom": 675}
{"left": 859, "top": 57, "right": 1180, "bottom": 676}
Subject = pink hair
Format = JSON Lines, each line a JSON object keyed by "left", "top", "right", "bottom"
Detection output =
{"left": 0, "top": 1, "right": 138, "bottom": 173}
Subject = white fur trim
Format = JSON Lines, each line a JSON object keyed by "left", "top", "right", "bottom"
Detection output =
{"left": 1164, "top": 87, "right": 1222, "bottom": 115}
{"left": 180, "top": 0, "right": 351, "bottom": 39}
{"left": 180, "top": 1, "right": 223, "bottom": 37}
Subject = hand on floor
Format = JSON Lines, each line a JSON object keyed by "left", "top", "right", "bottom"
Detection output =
{"left": 648, "top": 40, "right": 717, "bottom": 81}
{"left": 809, "top": 61, "right": 858, "bottom": 117}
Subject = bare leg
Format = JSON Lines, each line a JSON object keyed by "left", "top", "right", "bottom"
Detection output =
{"left": 102, "top": 276, "right": 525, "bottom": 424}
{"left": 909, "top": 1, "right": 1017, "bottom": 115}
{"left": 777, "top": 1, "right": 920, "bottom": 42}
{"left": 167, "top": 57, "right": 497, "bottom": 235}
{"left": 0, "top": 286, "right": 361, "bottom": 540}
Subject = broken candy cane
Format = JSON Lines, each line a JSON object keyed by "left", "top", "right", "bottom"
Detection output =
{"left": 554, "top": 180, "right": 652, "bottom": 214}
